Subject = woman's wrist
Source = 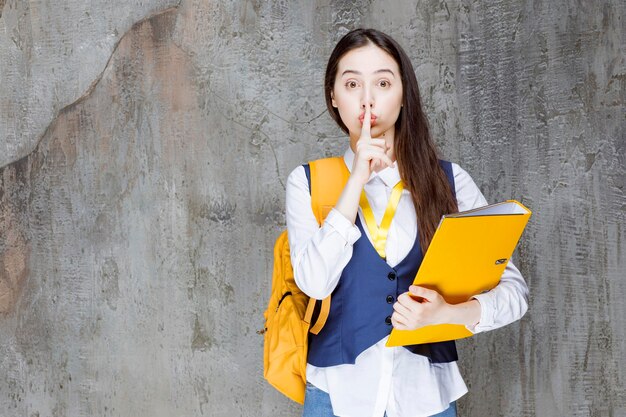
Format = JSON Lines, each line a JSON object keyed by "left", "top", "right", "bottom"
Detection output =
{"left": 443, "top": 299, "right": 481, "bottom": 327}
{"left": 334, "top": 175, "right": 366, "bottom": 224}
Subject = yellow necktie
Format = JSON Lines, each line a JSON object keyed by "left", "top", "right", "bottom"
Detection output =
{"left": 359, "top": 181, "right": 404, "bottom": 259}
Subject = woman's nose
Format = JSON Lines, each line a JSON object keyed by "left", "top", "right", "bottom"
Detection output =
{"left": 361, "top": 89, "right": 374, "bottom": 109}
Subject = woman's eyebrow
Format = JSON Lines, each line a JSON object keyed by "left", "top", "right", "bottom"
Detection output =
{"left": 341, "top": 69, "right": 396, "bottom": 77}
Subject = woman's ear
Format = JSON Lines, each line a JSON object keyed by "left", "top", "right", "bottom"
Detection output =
{"left": 330, "top": 91, "right": 337, "bottom": 108}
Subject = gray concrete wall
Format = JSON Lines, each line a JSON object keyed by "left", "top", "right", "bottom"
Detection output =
{"left": 0, "top": 0, "right": 623, "bottom": 416}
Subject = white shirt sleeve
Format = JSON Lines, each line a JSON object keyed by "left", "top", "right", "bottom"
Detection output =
{"left": 285, "top": 165, "right": 361, "bottom": 300}
{"left": 451, "top": 163, "right": 530, "bottom": 334}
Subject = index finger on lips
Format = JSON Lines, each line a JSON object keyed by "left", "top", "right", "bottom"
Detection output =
{"left": 361, "top": 106, "right": 371, "bottom": 138}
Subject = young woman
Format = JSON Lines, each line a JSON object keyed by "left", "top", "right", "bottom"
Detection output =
{"left": 285, "top": 28, "right": 529, "bottom": 417}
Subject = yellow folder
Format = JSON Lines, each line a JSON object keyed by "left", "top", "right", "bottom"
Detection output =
{"left": 386, "top": 200, "right": 532, "bottom": 347}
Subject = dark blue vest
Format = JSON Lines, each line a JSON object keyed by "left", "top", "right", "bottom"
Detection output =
{"left": 305, "top": 160, "right": 458, "bottom": 367}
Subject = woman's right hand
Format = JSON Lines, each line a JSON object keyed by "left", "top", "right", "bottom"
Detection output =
{"left": 333, "top": 106, "right": 394, "bottom": 225}
{"left": 351, "top": 106, "right": 394, "bottom": 185}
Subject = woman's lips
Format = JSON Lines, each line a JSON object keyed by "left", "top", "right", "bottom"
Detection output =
{"left": 359, "top": 114, "right": 377, "bottom": 126}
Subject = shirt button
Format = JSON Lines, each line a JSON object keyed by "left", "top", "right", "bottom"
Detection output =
{"left": 385, "top": 316, "right": 392, "bottom": 325}
{"left": 387, "top": 271, "right": 397, "bottom": 281}
{"left": 386, "top": 295, "right": 394, "bottom": 304}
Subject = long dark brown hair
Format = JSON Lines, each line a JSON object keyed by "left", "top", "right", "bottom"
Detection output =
{"left": 324, "top": 28, "right": 458, "bottom": 253}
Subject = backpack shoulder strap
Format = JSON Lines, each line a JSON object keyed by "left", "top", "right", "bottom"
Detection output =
{"left": 302, "top": 156, "right": 350, "bottom": 335}
{"left": 308, "top": 156, "right": 350, "bottom": 225}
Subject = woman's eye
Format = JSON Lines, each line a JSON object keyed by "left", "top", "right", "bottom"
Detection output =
{"left": 379, "top": 80, "right": 390, "bottom": 87}
{"left": 345, "top": 81, "right": 357, "bottom": 88}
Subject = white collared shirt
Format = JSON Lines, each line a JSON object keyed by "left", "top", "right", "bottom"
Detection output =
{"left": 285, "top": 148, "right": 529, "bottom": 417}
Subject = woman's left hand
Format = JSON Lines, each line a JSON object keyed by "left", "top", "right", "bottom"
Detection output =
{"left": 391, "top": 285, "right": 451, "bottom": 330}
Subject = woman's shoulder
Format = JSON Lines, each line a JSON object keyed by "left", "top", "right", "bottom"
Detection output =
{"left": 444, "top": 161, "right": 489, "bottom": 211}
{"left": 286, "top": 156, "right": 346, "bottom": 193}
{"left": 286, "top": 164, "right": 309, "bottom": 196}
{"left": 448, "top": 161, "right": 470, "bottom": 179}
{"left": 438, "top": 160, "right": 472, "bottom": 184}
{"left": 287, "top": 163, "right": 306, "bottom": 178}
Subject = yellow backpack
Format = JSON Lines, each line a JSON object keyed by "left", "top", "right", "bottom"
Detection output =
{"left": 261, "top": 157, "right": 350, "bottom": 404}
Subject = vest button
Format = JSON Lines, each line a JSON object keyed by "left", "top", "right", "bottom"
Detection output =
{"left": 385, "top": 316, "right": 392, "bottom": 325}
{"left": 387, "top": 271, "right": 397, "bottom": 281}
{"left": 386, "top": 295, "right": 394, "bottom": 304}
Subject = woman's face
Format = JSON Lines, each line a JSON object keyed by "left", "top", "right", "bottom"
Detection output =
{"left": 331, "top": 44, "right": 403, "bottom": 141}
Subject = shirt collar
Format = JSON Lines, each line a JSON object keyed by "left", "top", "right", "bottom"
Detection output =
{"left": 343, "top": 147, "right": 402, "bottom": 188}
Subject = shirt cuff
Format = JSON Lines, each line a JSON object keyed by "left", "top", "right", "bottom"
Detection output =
{"left": 465, "top": 292, "right": 495, "bottom": 334}
{"left": 323, "top": 208, "right": 361, "bottom": 246}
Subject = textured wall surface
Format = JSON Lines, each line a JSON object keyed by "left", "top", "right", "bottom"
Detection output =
{"left": 0, "top": 0, "right": 179, "bottom": 167}
{"left": 0, "top": 0, "right": 624, "bottom": 416}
